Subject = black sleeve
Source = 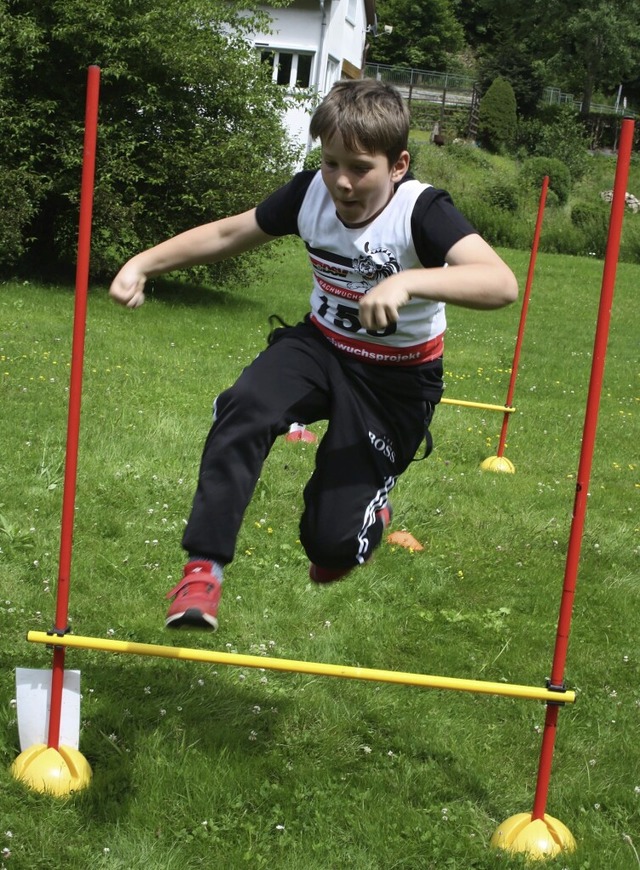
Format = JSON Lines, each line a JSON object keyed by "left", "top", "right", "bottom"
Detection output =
{"left": 410, "top": 187, "right": 477, "bottom": 268}
{"left": 255, "top": 170, "right": 317, "bottom": 237}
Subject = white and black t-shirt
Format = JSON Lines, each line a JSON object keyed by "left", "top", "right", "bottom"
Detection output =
{"left": 255, "top": 171, "right": 475, "bottom": 367}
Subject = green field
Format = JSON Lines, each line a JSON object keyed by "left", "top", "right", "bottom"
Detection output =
{"left": 0, "top": 239, "right": 638, "bottom": 868}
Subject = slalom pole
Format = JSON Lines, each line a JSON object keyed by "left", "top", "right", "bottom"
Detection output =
{"left": 491, "top": 119, "right": 635, "bottom": 859}
{"left": 46, "top": 65, "right": 101, "bottom": 752}
{"left": 482, "top": 176, "right": 549, "bottom": 474}
{"left": 530, "top": 118, "right": 634, "bottom": 823}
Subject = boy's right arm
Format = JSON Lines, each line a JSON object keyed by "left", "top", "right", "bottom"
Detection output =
{"left": 109, "top": 208, "right": 274, "bottom": 308}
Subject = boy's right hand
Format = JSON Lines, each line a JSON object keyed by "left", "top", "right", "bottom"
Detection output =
{"left": 109, "top": 260, "right": 147, "bottom": 308}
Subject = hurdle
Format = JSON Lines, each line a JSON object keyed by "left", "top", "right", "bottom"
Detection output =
{"left": 25, "top": 630, "right": 575, "bottom": 705}
{"left": 9, "top": 66, "right": 635, "bottom": 862}
{"left": 440, "top": 396, "right": 515, "bottom": 414}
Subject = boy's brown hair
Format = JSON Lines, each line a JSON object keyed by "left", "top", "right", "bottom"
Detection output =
{"left": 309, "top": 78, "right": 410, "bottom": 165}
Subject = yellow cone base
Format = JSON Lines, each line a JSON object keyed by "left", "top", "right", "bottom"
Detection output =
{"left": 11, "top": 743, "right": 92, "bottom": 796}
{"left": 481, "top": 454, "right": 516, "bottom": 474}
{"left": 490, "top": 813, "right": 576, "bottom": 859}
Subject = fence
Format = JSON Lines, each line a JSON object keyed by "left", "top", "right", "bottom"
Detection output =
{"left": 364, "top": 63, "right": 637, "bottom": 121}
{"left": 364, "top": 63, "right": 478, "bottom": 139}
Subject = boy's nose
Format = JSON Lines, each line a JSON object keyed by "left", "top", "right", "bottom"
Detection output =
{"left": 336, "top": 172, "right": 352, "bottom": 192}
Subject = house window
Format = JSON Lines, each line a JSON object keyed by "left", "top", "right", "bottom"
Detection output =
{"left": 260, "top": 50, "right": 313, "bottom": 88}
{"left": 346, "top": 0, "right": 357, "bottom": 24}
{"left": 324, "top": 57, "right": 340, "bottom": 94}
{"left": 296, "top": 54, "right": 313, "bottom": 88}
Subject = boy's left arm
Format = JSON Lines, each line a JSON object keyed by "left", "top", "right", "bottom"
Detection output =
{"left": 359, "top": 234, "right": 518, "bottom": 331}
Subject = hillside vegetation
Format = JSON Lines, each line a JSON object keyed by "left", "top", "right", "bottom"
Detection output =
{"left": 409, "top": 136, "right": 640, "bottom": 263}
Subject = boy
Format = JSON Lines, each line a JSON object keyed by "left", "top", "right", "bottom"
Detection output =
{"left": 109, "top": 78, "right": 518, "bottom": 631}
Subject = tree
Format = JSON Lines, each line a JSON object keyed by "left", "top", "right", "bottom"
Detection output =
{"left": 477, "top": 76, "right": 517, "bottom": 152}
{"left": 475, "top": 25, "right": 546, "bottom": 117}
{"left": 552, "top": 0, "right": 640, "bottom": 115}
{"left": 468, "top": 0, "right": 640, "bottom": 116}
{"left": 1, "top": 0, "right": 301, "bottom": 280}
{"left": 367, "top": 0, "right": 464, "bottom": 71}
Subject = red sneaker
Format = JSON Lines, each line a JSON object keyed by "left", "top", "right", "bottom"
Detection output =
{"left": 309, "top": 504, "right": 392, "bottom": 583}
{"left": 309, "top": 563, "right": 352, "bottom": 583}
{"left": 285, "top": 424, "right": 318, "bottom": 443}
{"left": 165, "top": 561, "right": 222, "bottom": 630}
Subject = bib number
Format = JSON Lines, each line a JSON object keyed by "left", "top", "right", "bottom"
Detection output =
{"left": 317, "top": 294, "right": 396, "bottom": 338}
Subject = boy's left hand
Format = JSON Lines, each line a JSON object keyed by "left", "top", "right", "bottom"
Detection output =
{"left": 359, "top": 277, "right": 410, "bottom": 330}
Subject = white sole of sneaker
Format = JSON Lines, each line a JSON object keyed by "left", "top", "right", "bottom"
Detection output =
{"left": 165, "top": 609, "right": 218, "bottom": 630}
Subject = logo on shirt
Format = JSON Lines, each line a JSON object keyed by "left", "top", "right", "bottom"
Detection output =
{"left": 348, "top": 243, "right": 400, "bottom": 291}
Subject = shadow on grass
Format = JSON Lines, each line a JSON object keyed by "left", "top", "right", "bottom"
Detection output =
{"left": 135, "top": 277, "right": 263, "bottom": 312}
{"left": 4, "top": 273, "right": 264, "bottom": 314}
{"left": 68, "top": 655, "right": 292, "bottom": 823}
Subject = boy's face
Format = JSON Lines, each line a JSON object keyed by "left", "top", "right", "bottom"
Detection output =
{"left": 320, "top": 133, "right": 409, "bottom": 227}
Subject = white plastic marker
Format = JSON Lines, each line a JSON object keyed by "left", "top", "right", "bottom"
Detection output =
{"left": 16, "top": 668, "right": 81, "bottom": 751}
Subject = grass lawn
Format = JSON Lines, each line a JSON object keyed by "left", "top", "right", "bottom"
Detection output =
{"left": 0, "top": 238, "right": 638, "bottom": 868}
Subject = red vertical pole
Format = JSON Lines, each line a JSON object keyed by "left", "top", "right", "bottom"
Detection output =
{"left": 495, "top": 176, "right": 549, "bottom": 457}
{"left": 530, "top": 119, "right": 634, "bottom": 820}
{"left": 47, "top": 65, "right": 100, "bottom": 750}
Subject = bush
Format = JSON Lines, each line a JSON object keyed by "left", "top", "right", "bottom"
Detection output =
{"left": 519, "top": 157, "right": 572, "bottom": 205}
{"left": 303, "top": 146, "right": 322, "bottom": 171}
{"left": 516, "top": 106, "right": 590, "bottom": 181}
{"left": 538, "top": 210, "right": 589, "bottom": 256}
{"left": 0, "top": 168, "right": 46, "bottom": 265}
{"left": 407, "top": 139, "right": 426, "bottom": 170}
{"left": 570, "top": 201, "right": 610, "bottom": 257}
{"left": 477, "top": 77, "right": 517, "bottom": 153}
{"left": 544, "top": 189, "right": 561, "bottom": 209}
{"left": 456, "top": 195, "right": 531, "bottom": 250}
{"left": 483, "top": 179, "right": 520, "bottom": 212}
{"left": 409, "top": 102, "right": 441, "bottom": 132}
{"left": 0, "top": 6, "right": 50, "bottom": 265}
{"left": 1, "top": 0, "right": 301, "bottom": 282}
{"left": 446, "top": 141, "right": 492, "bottom": 170}
{"left": 620, "top": 214, "right": 640, "bottom": 263}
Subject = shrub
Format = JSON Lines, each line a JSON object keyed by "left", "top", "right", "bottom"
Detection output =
{"left": 446, "top": 141, "right": 492, "bottom": 170}
{"left": 408, "top": 104, "right": 469, "bottom": 141}
{"left": 538, "top": 210, "right": 589, "bottom": 256}
{"left": 477, "top": 77, "right": 517, "bottom": 153}
{"left": 303, "top": 146, "right": 322, "bottom": 171}
{"left": 519, "top": 157, "right": 572, "bottom": 205}
{"left": 544, "top": 189, "right": 561, "bottom": 209}
{"left": 0, "top": 168, "right": 46, "bottom": 265}
{"left": 570, "top": 201, "right": 610, "bottom": 257}
{"left": 406, "top": 139, "right": 426, "bottom": 171}
{"left": 0, "top": 7, "right": 50, "bottom": 265}
{"left": 456, "top": 195, "right": 531, "bottom": 249}
{"left": 620, "top": 214, "right": 640, "bottom": 263}
{"left": 1, "top": 0, "right": 300, "bottom": 282}
{"left": 483, "top": 179, "right": 520, "bottom": 212}
{"left": 516, "top": 106, "right": 590, "bottom": 181}
{"left": 409, "top": 102, "right": 441, "bottom": 132}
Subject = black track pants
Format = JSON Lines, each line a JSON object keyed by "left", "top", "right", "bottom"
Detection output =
{"left": 182, "top": 321, "right": 442, "bottom": 569}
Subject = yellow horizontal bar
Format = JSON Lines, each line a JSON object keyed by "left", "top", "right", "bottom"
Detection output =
{"left": 441, "top": 398, "right": 515, "bottom": 413}
{"left": 27, "top": 631, "right": 574, "bottom": 705}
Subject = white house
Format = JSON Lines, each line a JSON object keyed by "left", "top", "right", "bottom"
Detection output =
{"left": 250, "top": 0, "right": 377, "bottom": 157}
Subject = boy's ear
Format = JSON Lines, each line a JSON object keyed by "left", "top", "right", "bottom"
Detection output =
{"left": 391, "top": 150, "right": 411, "bottom": 182}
